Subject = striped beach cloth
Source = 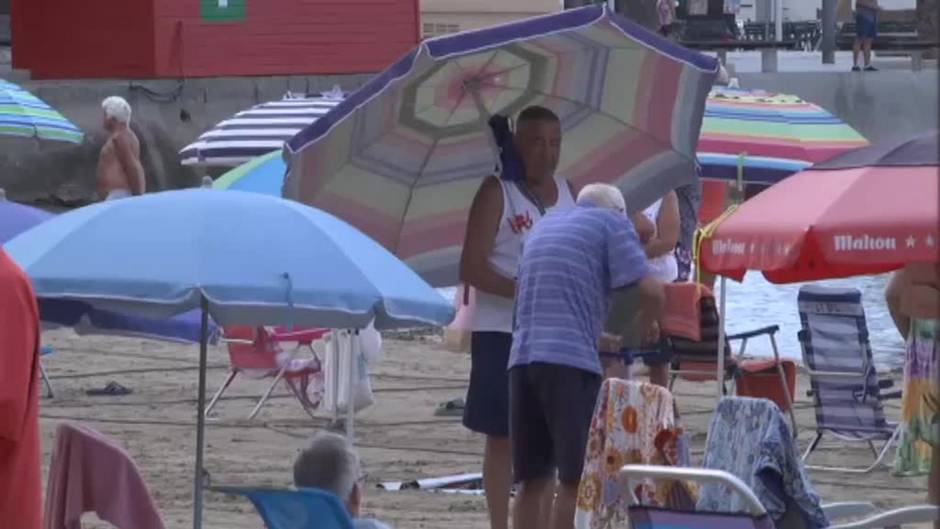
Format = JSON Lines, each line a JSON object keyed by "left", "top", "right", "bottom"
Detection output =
{"left": 0, "top": 79, "right": 83, "bottom": 144}
{"left": 179, "top": 89, "right": 343, "bottom": 167}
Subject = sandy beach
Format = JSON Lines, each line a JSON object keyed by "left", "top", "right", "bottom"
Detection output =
{"left": 38, "top": 328, "right": 931, "bottom": 529}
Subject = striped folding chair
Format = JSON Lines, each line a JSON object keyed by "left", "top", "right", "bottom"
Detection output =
{"left": 797, "top": 285, "right": 902, "bottom": 473}
{"left": 210, "top": 486, "right": 353, "bottom": 529}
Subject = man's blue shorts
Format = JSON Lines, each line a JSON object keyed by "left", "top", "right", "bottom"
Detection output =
{"left": 855, "top": 9, "right": 878, "bottom": 40}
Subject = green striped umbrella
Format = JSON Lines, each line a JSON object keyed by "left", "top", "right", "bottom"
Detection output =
{"left": 0, "top": 79, "right": 83, "bottom": 144}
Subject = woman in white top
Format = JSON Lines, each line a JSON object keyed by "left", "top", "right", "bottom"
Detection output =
{"left": 627, "top": 190, "right": 680, "bottom": 387}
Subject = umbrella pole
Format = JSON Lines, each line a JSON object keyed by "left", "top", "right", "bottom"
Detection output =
{"left": 346, "top": 329, "right": 358, "bottom": 439}
{"left": 193, "top": 297, "right": 209, "bottom": 529}
{"left": 717, "top": 276, "right": 727, "bottom": 398}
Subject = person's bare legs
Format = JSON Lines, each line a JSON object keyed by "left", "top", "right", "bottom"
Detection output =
{"left": 483, "top": 435, "right": 512, "bottom": 529}
{"left": 549, "top": 481, "right": 580, "bottom": 529}
{"left": 513, "top": 477, "right": 552, "bottom": 529}
{"left": 852, "top": 38, "right": 863, "bottom": 67}
{"left": 538, "top": 480, "right": 557, "bottom": 529}
{"left": 863, "top": 38, "right": 874, "bottom": 68}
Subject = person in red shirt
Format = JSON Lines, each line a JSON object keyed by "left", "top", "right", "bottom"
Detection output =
{"left": 0, "top": 248, "right": 42, "bottom": 529}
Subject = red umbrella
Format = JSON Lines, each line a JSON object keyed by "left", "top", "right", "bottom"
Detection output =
{"left": 700, "top": 131, "right": 940, "bottom": 283}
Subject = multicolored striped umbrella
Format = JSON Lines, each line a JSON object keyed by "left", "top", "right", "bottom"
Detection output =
{"left": 0, "top": 79, "right": 83, "bottom": 144}
{"left": 180, "top": 89, "right": 343, "bottom": 167}
{"left": 284, "top": 5, "right": 719, "bottom": 286}
{"left": 212, "top": 151, "right": 284, "bottom": 196}
{"left": 698, "top": 87, "right": 868, "bottom": 185}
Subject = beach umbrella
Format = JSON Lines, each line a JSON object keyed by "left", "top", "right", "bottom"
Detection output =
{"left": 695, "top": 131, "right": 938, "bottom": 397}
{"left": 698, "top": 86, "right": 868, "bottom": 186}
{"left": 179, "top": 87, "right": 343, "bottom": 167}
{"left": 0, "top": 79, "right": 83, "bottom": 144}
{"left": 700, "top": 130, "right": 939, "bottom": 283}
{"left": 4, "top": 188, "right": 454, "bottom": 529}
{"left": 0, "top": 195, "right": 217, "bottom": 343}
{"left": 212, "top": 151, "right": 284, "bottom": 196}
{"left": 283, "top": 5, "right": 720, "bottom": 286}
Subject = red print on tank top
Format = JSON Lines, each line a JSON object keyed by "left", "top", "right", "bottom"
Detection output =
{"left": 507, "top": 211, "right": 534, "bottom": 234}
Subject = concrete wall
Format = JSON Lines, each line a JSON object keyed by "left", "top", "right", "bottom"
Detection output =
{"left": 2, "top": 70, "right": 936, "bottom": 204}
{"left": 1, "top": 74, "right": 371, "bottom": 204}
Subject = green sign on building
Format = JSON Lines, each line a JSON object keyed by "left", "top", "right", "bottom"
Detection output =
{"left": 201, "top": 0, "right": 246, "bottom": 22}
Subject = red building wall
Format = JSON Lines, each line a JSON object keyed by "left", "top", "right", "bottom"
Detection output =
{"left": 13, "top": 0, "right": 419, "bottom": 79}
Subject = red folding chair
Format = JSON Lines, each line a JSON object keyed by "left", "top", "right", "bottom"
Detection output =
{"left": 205, "top": 325, "right": 329, "bottom": 420}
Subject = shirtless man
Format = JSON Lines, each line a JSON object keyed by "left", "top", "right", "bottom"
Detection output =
{"left": 96, "top": 96, "right": 145, "bottom": 201}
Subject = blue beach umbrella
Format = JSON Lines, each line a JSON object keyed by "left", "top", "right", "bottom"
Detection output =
{"left": 4, "top": 188, "right": 454, "bottom": 529}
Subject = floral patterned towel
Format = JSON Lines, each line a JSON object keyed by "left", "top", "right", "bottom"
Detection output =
{"left": 894, "top": 319, "right": 939, "bottom": 476}
{"left": 575, "top": 379, "right": 696, "bottom": 529}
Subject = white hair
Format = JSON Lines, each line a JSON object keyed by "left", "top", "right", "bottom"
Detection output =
{"left": 577, "top": 183, "right": 626, "bottom": 212}
{"left": 102, "top": 96, "right": 132, "bottom": 124}
{"left": 293, "top": 431, "right": 361, "bottom": 499}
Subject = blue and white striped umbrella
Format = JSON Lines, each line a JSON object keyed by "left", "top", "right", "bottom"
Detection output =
{"left": 0, "top": 79, "right": 83, "bottom": 144}
{"left": 179, "top": 88, "right": 343, "bottom": 167}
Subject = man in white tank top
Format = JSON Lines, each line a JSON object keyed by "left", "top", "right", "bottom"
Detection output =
{"left": 458, "top": 106, "right": 575, "bottom": 529}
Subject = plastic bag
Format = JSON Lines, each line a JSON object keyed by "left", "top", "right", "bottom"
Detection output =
{"left": 319, "top": 329, "right": 375, "bottom": 414}
{"left": 443, "top": 284, "right": 475, "bottom": 353}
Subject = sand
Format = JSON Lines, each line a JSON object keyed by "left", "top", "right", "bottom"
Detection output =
{"left": 37, "top": 328, "right": 932, "bottom": 528}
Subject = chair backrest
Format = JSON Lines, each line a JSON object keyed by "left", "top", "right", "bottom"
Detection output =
{"left": 666, "top": 293, "right": 733, "bottom": 366}
{"left": 796, "top": 286, "right": 890, "bottom": 434}
{"left": 628, "top": 506, "right": 775, "bottom": 529}
{"left": 213, "top": 486, "right": 354, "bottom": 529}
{"left": 222, "top": 325, "right": 281, "bottom": 371}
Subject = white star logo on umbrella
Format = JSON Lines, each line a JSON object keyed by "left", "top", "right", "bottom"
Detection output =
{"left": 927, "top": 235, "right": 936, "bottom": 247}
{"left": 906, "top": 236, "right": 916, "bottom": 248}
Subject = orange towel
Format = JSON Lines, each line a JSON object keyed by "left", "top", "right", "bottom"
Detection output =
{"left": 660, "top": 283, "right": 711, "bottom": 341}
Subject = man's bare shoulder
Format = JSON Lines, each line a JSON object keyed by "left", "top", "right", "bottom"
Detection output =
{"left": 113, "top": 128, "right": 141, "bottom": 154}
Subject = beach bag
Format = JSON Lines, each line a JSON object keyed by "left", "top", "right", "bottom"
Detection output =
{"left": 444, "top": 284, "right": 475, "bottom": 353}
{"left": 318, "top": 329, "right": 376, "bottom": 414}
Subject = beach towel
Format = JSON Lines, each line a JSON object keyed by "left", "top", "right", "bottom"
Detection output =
{"left": 660, "top": 282, "right": 708, "bottom": 341}
{"left": 698, "top": 397, "right": 828, "bottom": 529}
{"left": 44, "top": 422, "right": 164, "bottom": 529}
{"left": 0, "top": 249, "right": 43, "bottom": 529}
{"left": 576, "top": 380, "right": 696, "bottom": 529}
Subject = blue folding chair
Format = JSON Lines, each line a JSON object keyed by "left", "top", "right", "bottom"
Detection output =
{"left": 211, "top": 486, "right": 354, "bottom": 529}
{"left": 797, "top": 285, "right": 901, "bottom": 473}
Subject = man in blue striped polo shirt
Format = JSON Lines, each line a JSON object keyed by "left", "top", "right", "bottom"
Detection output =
{"left": 508, "top": 183, "right": 665, "bottom": 529}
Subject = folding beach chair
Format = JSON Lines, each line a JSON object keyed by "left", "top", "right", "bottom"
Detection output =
{"left": 797, "top": 285, "right": 902, "bottom": 473}
{"left": 664, "top": 290, "right": 798, "bottom": 433}
{"left": 205, "top": 326, "right": 329, "bottom": 420}
{"left": 39, "top": 345, "right": 55, "bottom": 398}
{"left": 622, "top": 465, "right": 940, "bottom": 529}
{"left": 211, "top": 486, "right": 354, "bottom": 529}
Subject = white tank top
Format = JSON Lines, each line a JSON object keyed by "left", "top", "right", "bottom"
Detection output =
{"left": 472, "top": 174, "right": 575, "bottom": 333}
{"left": 642, "top": 198, "right": 679, "bottom": 282}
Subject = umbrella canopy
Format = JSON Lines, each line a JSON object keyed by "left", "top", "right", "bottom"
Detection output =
{"left": 0, "top": 79, "right": 83, "bottom": 144}
{"left": 283, "top": 5, "right": 719, "bottom": 286}
{"left": 699, "top": 131, "right": 940, "bottom": 284}
{"left": 697, "top": 87, "right": 868, "bottom": 185}
{"left": 4, "top": 189, "right": 454, "bottom": 330}
{"left": 179, "top": 89, "right": 343, "bottom": 167}
{"left": 0, "top": 197, "right": 217, "bottom": 343}
{"left": 212, "top": 151, "right": 284, "bottom": 196}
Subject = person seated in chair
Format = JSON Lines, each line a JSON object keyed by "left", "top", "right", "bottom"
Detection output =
{"left": 293, "top": 431, "right": 391, "bottom": 529}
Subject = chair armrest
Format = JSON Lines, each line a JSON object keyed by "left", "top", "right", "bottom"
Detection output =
{"left": 822, "top": 502, "right": 878, "bottom": 520}
{"left": 269, "top": 328, "right": 330, "bottom": 344}
{"left": 829, "top": 505, "right": 939, "bottom": 529}
{"left": 727, "top": 325, "right": 780, "bottom": 341}
{"left": 881, "top": 390, "right": 903, "bottom": 400}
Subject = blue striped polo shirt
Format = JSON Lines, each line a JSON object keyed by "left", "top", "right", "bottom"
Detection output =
{"left": 508, "top": 202, "right": 649, "bottom": 375}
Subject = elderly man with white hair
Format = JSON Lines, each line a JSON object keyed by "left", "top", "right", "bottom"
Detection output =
{"left": 97, "top": 96, "right": 145, "bottom": 201}
{"left": 509, "top": 182, "right": 664, "bottom": 529}
{"left": 293, "top": 431, "right": 391, "bottom": 529}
